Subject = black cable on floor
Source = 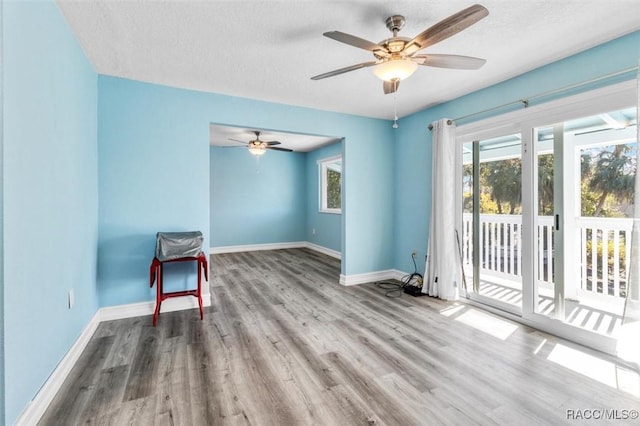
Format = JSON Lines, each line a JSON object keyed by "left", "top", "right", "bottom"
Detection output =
{"left": 375, "top": 253, "right": 423, "bottom": 298}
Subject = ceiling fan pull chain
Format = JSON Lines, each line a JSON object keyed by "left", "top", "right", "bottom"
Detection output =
{"left": 392, "top": 93, "right": 399, "bottom": 129}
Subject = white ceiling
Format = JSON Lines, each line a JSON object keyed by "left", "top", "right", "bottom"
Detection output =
{"left": 58, "top": 0, "right": 640, "bottom": 123}
{"left": 209, "top": 124, "right": 340, "bottom": 152}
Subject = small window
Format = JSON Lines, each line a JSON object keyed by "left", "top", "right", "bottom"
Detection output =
{"left": 319, "top": 155, "right": 342, "bottom": 214}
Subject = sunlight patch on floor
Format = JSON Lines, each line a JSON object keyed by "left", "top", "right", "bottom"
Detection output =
{"left": 616, "top": 321, "right": 640, "bottom": 369}
{"left": 533, "top": 338, "right": 548, "bottom": 355}
{"left": 454, "top": 308, "right": 519, "bottom": 340}
{"left": 439, "top": 304, "right": 465, "bottom": 317}
{"left": 548, "top": 343, "right": 640, "bottom": 398}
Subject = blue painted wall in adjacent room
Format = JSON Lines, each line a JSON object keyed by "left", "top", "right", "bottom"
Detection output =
{"left": 0, "top": 2, "right": 5, "bottom": 422}
{"left": 210, "top": 140, "right": 343, "bottom": 255}
{"left": 306, "top": 142, "right": 343, "bottom": 253}
{"left": 210, "top": 146, "right": 306, "bottom": 247}
{"left": 2, "top": 1, "right": 99, "bottom": 423}
{"left": 392, "top": 30, "right": 640, "bottom": 275}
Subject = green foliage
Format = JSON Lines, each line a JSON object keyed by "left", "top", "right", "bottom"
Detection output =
{"left": 462, "top": 164, "right": 473, "bottom": 213}
{"left": 326, "top": 169, "right": 341, "bottom": 209}
{"left": 462, "top": 163, "right": 501, "bottom": 214}
{"left": 587, "top": 144, "right": 635, "bottom": 216}
{"left": 580, "top": 180, "right": 599, "bottom": 216}
{"left": 482, "top": 159, "right": 522, "bottom": 214}
{"left": 479, "top": 193, "right": 499, "bottom": 214}
{"left": 538, "top": 154, "right": 554, "bottom": 215}
{"left": 467, "top": 143, "right": 636, "bottom": 218}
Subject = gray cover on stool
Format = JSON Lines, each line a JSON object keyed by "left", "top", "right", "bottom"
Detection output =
{"left": 155, "top": 231, "right": 203, "bottom": 261}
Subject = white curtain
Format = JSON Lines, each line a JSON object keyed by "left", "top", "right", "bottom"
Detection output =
{"left": 617, "top": 65, "right": 640, "bottom": 368}
{"left": 423, "top": 118, "right": 461, "bottom": 300}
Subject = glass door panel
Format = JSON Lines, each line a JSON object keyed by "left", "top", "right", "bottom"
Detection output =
{"left": 461, "top": 142, "right": 474, "bottom": 294}
{"left": 534, "top": 125, "right": 557, "bottom": 317}
{"left": 463, "top": 134, "right": 523, "bottom": 311}
{"left": 533, "top": 107, "right": 637, "bottom": 336}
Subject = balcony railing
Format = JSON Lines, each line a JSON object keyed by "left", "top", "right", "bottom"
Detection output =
{"left": 461, "top": 213, "right": 632, "bottom": 299}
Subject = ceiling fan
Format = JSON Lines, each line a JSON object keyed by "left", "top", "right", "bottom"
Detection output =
{"left": 311, "top": 4, "right": 489, "bottom": 94}
{"left": 227, "top": 131, "right": 293, "bottom": 156}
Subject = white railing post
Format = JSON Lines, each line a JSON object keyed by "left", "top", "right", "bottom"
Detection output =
{"left": 575, "top": 217, "right": 632, "bottom": 299}
{"left": 462, "top": 213, "right": 630, "bottom": 301}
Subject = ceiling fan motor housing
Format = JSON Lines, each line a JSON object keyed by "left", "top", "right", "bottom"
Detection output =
{"left": 385, "top": 15, "right": 406, "bottom": 34}
{"left": 376, "top": 15, "right": 410, "bottom": 59}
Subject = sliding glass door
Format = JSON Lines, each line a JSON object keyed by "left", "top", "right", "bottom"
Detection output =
{"left": 457, "top": 81, "right": 637, "bottom": 352}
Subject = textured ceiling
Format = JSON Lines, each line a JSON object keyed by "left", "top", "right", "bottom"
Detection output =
{"left": 209, "top": 124, "right": 340, "bottom": 152}
{"left": 57, "top": 0, "right": 640, "bottom": 122}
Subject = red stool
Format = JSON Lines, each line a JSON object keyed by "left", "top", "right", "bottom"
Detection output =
{"left": 149, "top": 251, "right": 208, "bottom": 326}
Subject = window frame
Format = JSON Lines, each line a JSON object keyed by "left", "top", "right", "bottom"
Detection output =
{"left": 318, "top": 154, "right": 342, "bottom": 214}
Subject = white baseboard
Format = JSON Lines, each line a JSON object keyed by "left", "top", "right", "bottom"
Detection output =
{"left": 210, "top": 241, "right": 342, "bottom": 259}
{"left": 99, "top": 293, "right": 211, "bottom": 322}
{"left": 211, "top": 241, "right": 306, "bottom": 254}
{"left": 304, "top": 242, "right": 341, "bottom": 259}
{"left": 16, "top": 311, "right": 102, "bottom": 426}
{"left": 16, "top": 291, "right": 212, "bottom": 425}
{"left": 339, "top": 269, "right": 406, "bottom": 286}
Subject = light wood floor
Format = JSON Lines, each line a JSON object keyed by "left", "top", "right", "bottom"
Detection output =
{"left": 40, "top": 248, "right": 640, "bottom": 425}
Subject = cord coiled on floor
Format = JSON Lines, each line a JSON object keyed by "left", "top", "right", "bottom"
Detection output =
{"left": 375, "top": 253, "right": 423, "bottom": 298}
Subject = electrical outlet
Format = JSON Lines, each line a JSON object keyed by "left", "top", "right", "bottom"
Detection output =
{"left": 312, "top": 228, "right": 316, "bottom": 235}
{"left": 412, "top": 250, "right": 417, "bottom": 257}
{"left": 68, "top": 288, "right": 75, "bottom": 309}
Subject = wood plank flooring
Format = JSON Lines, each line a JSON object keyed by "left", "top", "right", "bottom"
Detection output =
{"left": 40, "top": 248, "right": 640, "bottom": 425}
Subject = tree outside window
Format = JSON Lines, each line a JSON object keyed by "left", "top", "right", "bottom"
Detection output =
{"left": 319, "top": 156, "right": 342, "bottom": 213}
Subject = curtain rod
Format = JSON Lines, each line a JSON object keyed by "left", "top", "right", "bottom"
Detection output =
{"left": 428, "top": 66, "right": 639, "bottom": 130}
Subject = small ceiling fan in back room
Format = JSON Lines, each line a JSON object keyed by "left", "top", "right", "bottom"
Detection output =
{"left": 311, "top": 4, "right": 489, "bottom": 94}
{"left": 226, "top": 131, "right": 293, "bottom": 156}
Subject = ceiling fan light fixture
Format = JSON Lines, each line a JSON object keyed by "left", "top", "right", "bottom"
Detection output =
{"left": 373, "top": 59, "right": 417, "bottom": 82}
{"left": 248, "top": 146, "right": 266, "bottom": 156}
{"left": 248, "top": 141, "right": 267, "bottom": 156}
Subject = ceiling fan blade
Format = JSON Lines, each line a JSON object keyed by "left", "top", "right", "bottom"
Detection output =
{"left": 311, "top": 61, "right": 377, "bottom": 80}
{"left": 265, "top": 141, "right": 281, "bottom": 146}
{"left": 266, "top": 146, "right": 293, "bottom": 152}
{"left": 404, "top": 4, "right": 489, "bottom": 55}
{"left": 220, "top": 145, "right": 247, "bottom": 148}
{"left": 383, "top": 79, "right": 399, "bottom": 95}
{"left": 228, "top": 138, "right": 250, "bottom": 145}
{"left": 323, "top": 31, "right": 389, "bottom": 56}
{"left": 414, "top": 54, "right": 486, "bottom": 69}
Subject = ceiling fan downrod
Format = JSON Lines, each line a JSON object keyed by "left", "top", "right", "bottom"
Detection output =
{"left": 385, "top": 15, "right": 406, "bottom": 36}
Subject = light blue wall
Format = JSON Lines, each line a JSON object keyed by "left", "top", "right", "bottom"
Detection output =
{"left": 2, "top": 1, "right": 99, "bottom": 423}
{"left": 98, "top": 79, "right": 211, "bottom": 306}
{"left": 0, "top": 2, "right": 4, "bottom": 423}
{"left": 345, "top": 124, "right": 395, "bottom": 273}
{"left": 210, "top": 146, "right": 306, "bottom": 247}
{"left": 306, "top": 142, "right": 343, "bottom": 253}
{"left": 393, "top": 30, "right": 640, "bottom": 274}
{"left": 98, "top": 76, "right": 394, "bottom": 306}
